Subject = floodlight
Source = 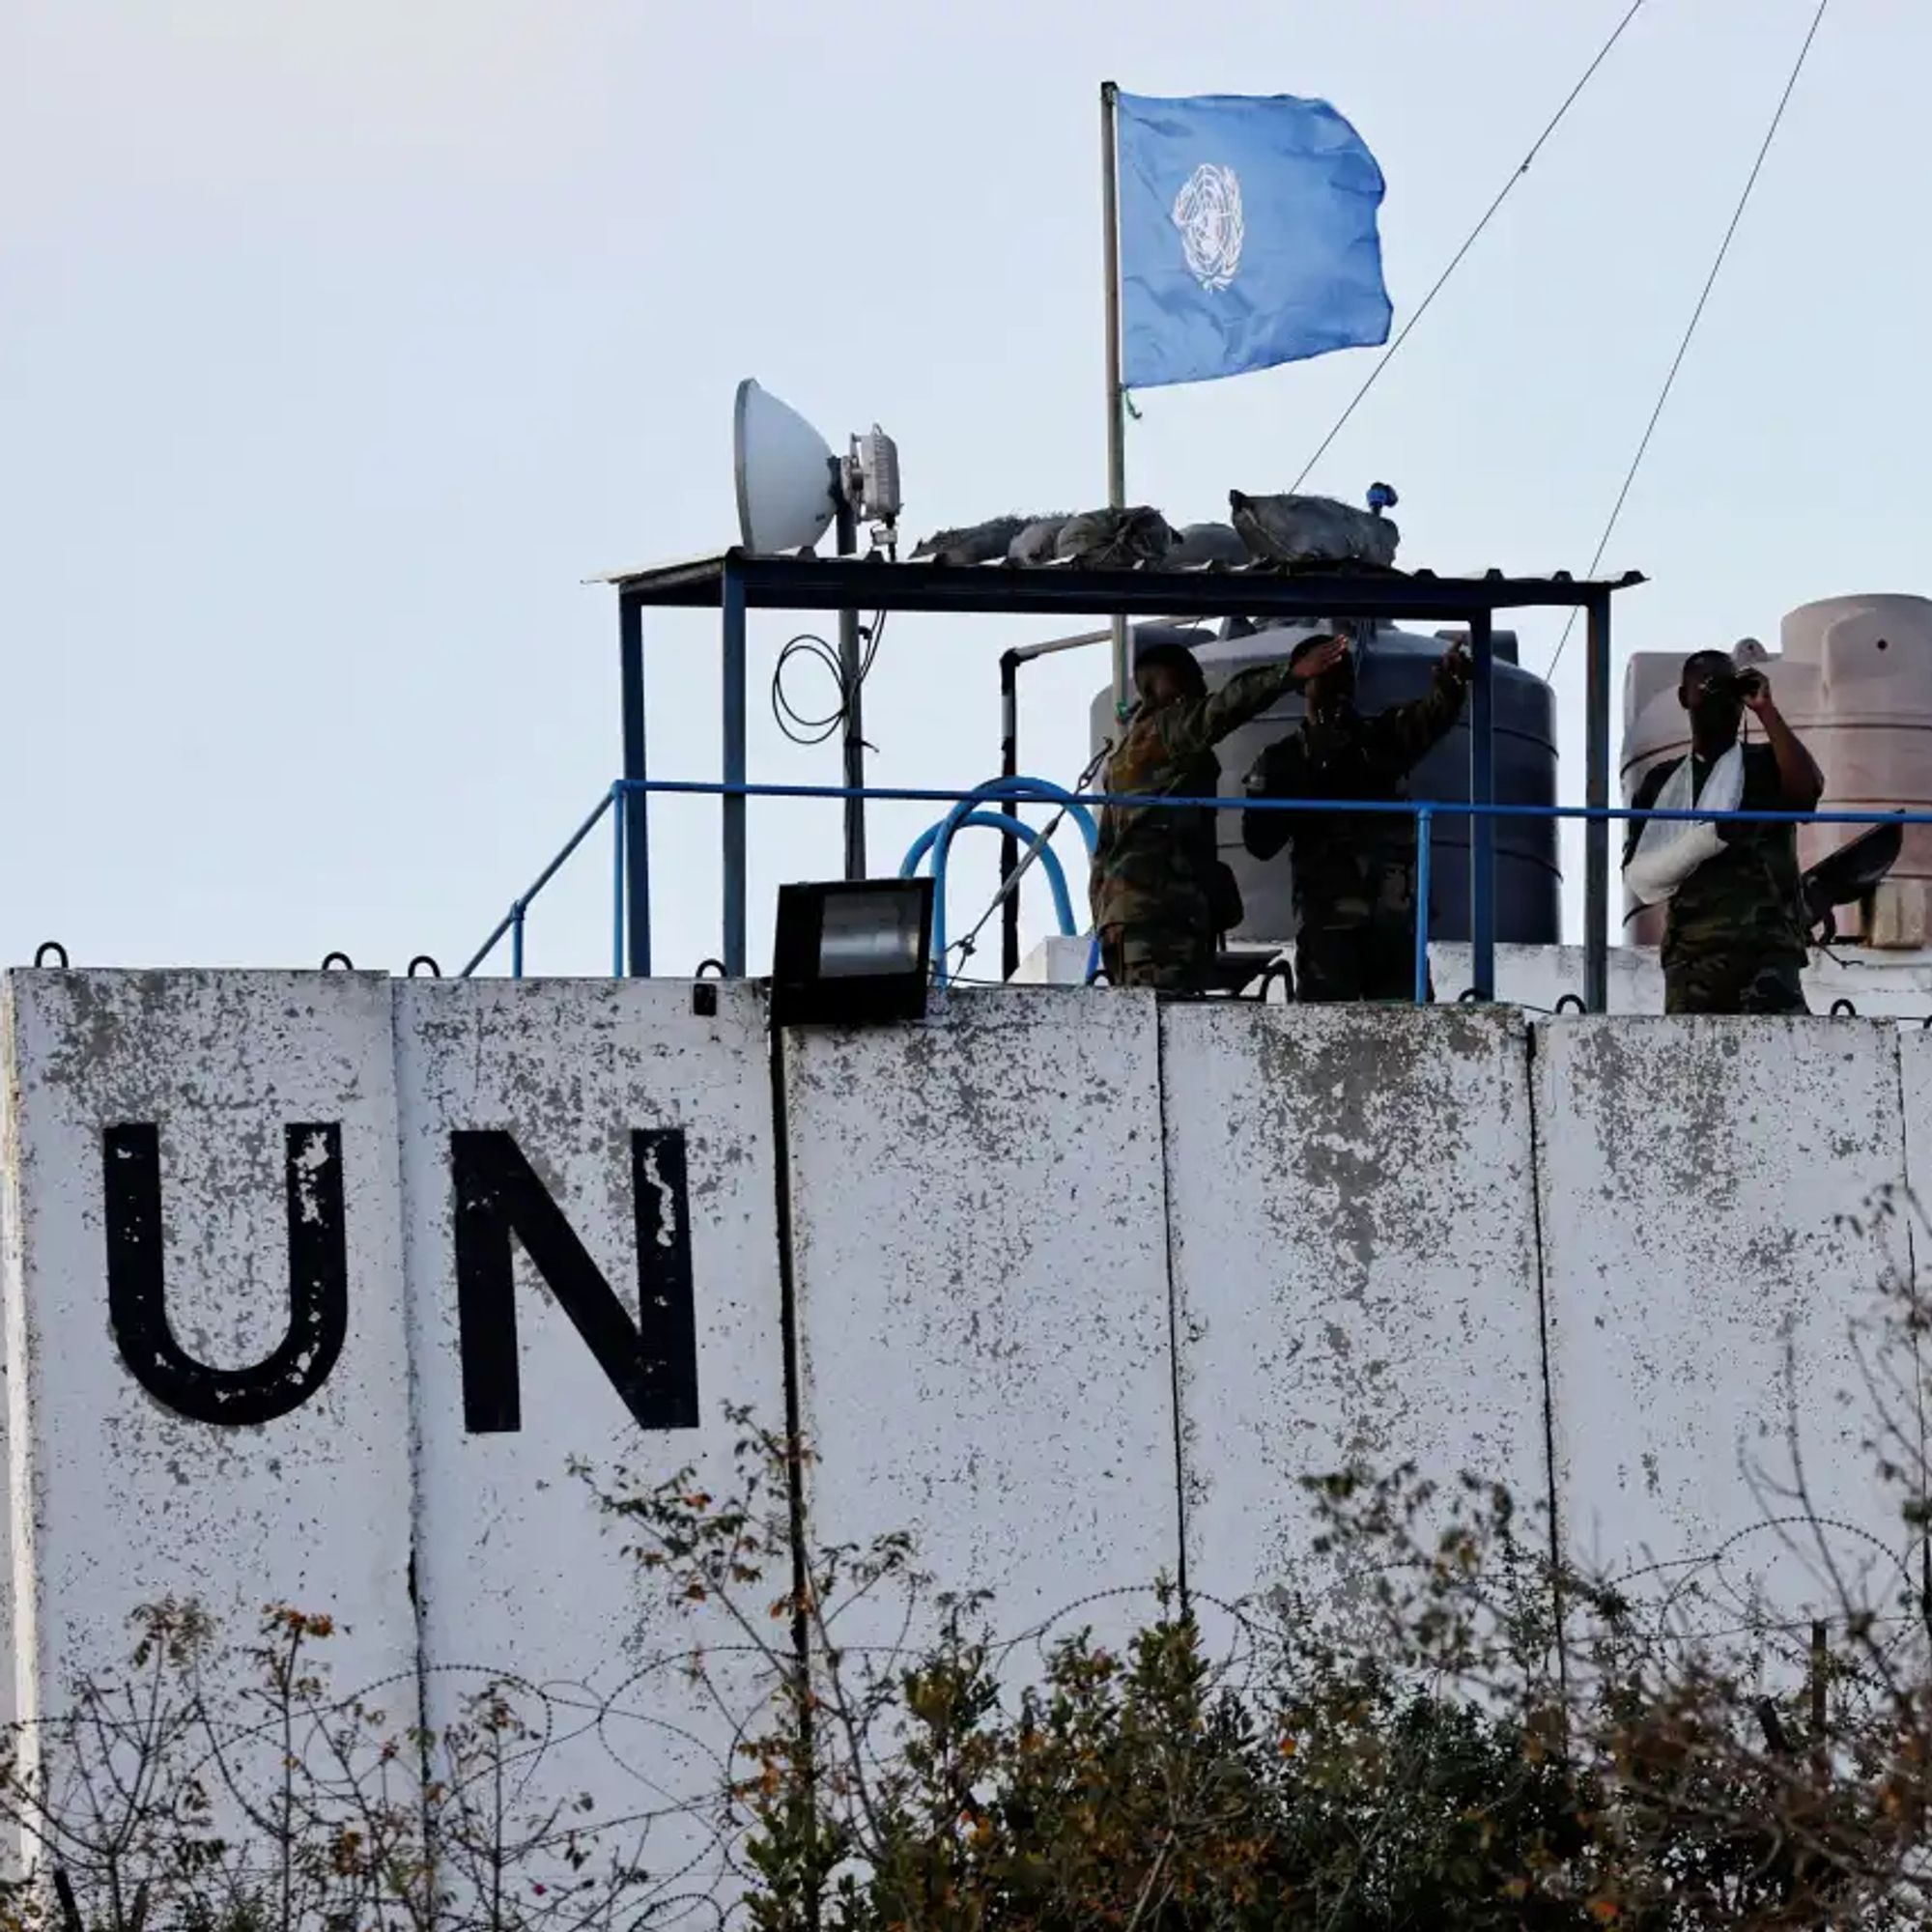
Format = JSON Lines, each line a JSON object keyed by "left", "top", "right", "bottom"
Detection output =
{"left": 769, "top": 879, "right": 934, "bottom": 1027}
{"left": 850, "top": 426, "right": 901, "bottom": 524}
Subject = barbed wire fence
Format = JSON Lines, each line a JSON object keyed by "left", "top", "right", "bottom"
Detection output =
{"left": 11, "top": 1184, "right": 1932, "bottom": 1928}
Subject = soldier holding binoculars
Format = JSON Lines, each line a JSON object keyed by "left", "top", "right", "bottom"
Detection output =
{"left": 1623, "top": 650, "right": 1824, "bottom": 1014}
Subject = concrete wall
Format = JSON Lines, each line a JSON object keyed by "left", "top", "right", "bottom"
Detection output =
{"left": 1537, "top": 1018, "right": 1917, "bottom": 1643}
{"left": 0, "top": 971, "right": 417, "bottom": 1742}
{"left": 784, "top": 990, "right": 1179, "bottom": 1663}
{"left": 394, "top": 978, "right": 787, "bottom": 1896}
{"left": 1162, "top": 1003, "right": 1546, "bottom": 1633}
{"left": 1428, "top": 942, "right": 1932, "bottom": 1018}
{"left": 4, "top": 966, "right": 1929, "bottom": 1840}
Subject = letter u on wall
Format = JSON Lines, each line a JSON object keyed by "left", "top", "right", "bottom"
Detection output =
{"left": 101, "top": 1122, "right": 350, "bottom": 1426}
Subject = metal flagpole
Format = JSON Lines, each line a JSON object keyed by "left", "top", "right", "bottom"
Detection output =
{"left": 1100, "top": 80, "right": 1129, "bottom": 719}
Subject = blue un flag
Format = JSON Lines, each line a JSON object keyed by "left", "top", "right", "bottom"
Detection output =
{"left": 1116, "top": 91, "right": 1392, "bottom": 390}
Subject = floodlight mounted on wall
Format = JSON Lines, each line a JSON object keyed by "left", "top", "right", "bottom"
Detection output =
{"left": 732, "top": 379, "right": 901, "bottom": 556}
{"left": 769, "top": 879, "right": 934, "bottom": 1028}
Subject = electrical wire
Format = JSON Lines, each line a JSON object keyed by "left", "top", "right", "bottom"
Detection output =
{"left": 1546, "top": 0, "right": 1832, "bottom": 678}
{"left": 1290, "top": 0, "right": 1651, "bottom": 495}
{"left": 770, "top": 611, "right": 889, "bottom": 748}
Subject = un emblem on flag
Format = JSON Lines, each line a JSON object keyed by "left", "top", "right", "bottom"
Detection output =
{"left": 1171, "top": 163, "right": 1244, "bottom": 292}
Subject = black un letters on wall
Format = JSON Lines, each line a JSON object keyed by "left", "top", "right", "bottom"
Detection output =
{"left": 100, "top": 1124, "right": 699, "bottom": 1434}
{"left": 102, "top": 1122, "right": 350, "bottom": 1427}
{"left": 449, "top": 1128, "right": 699, "bottom": 1434}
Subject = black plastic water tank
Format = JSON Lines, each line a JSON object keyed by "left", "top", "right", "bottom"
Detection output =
{"left": 1086, "top": 620, "right": 1560, "bottom": 945}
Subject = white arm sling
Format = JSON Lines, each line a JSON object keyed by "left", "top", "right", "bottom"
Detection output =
{"left": 1623, "top": 745, "right": 1745, "bottom": 909}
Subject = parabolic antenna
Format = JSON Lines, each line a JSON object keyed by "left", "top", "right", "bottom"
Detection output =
{"left": 733, "top": 379, "right": 838, "bottom": 554}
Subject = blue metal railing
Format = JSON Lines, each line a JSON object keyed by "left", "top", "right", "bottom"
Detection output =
{"left": 458, "top": 790, "right": 615, "bottom": 980}
{"left": 460, "top": 777, "right": 1930, "bottom": 1008}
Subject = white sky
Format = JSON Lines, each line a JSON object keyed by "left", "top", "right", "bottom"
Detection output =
{"left": 1, "top": 0, "right": 1919, "bottom": 980}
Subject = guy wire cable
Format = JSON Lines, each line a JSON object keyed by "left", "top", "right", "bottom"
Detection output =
{"left": 1547, "top": 0, "right": 1832, "bottom": 679}
{"left": 1292, "top": 0, "right": 1651, "bottom": 494}
{"left": 949, "top": 742, "right": 1113, "bottom": 967}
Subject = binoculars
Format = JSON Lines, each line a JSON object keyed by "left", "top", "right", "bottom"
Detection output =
{"left": 1704, "top": 667, "right": 1768, "bottom": 702}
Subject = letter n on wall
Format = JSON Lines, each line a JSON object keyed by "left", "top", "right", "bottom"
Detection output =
{"left": 449, "top": 1130, "right": 698, "bottom": 1434}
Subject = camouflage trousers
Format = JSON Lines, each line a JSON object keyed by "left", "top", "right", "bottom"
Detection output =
{"left": 1662, "top": 952, "right": 1808, "bottom": 1015}
{"left": 1097, "top": 923, "right": 1215, "bottom": 993}
{"left": 1295, "top": 915, "right": 1428, "bottom": 1005}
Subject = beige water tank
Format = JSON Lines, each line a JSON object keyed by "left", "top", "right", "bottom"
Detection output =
{"left": 1621, "top": 594, "right": 1932, "bottom": 948}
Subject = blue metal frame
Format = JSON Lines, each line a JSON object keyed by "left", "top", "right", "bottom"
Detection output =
{"left": 609, "top": 552, "right": 1640, "bottom": 1006}
{"left": 465, "top": 776, "right": 1925, "bottom": 1005}
{"left": 619, "top": 600, "right": 649, "bottom": 976}
{"left": 611, "top": 777, "right": 1908, "bottom": 830}
{"left": 457, "top": 788, "right": 616, "bottom": 980}
{"left": 611, "top": 778, "right": 626, "bottom": 979}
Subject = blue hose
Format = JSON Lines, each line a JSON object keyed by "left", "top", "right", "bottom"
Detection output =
{"left": 903, "top": 777, "right": 1102, "bottom": 985}
{"left": 900, "top": 810, "right": 1078, "bottom": 982}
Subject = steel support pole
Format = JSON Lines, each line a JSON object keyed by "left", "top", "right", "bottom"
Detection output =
{"left": 834, "top": 499, "right": 867, "bottom": 879}
{"left": 722, "top": 561, "right": 748, "bottom": 977}
{"left": 1584, "top": 590, "right": 1612, "bottom": 1013}
{"left": 619, "top": 595, "right": 651, "bottom": 977}
{"left": 1413, "top": 807, "right": 1434, "bottom": 1007}
{"left": 1100, "top": 80, "right": 1129, "bottom": 720}
{"left": 611, "top": 785, "right": 626, "bottom": 978}
{"left": 1468, "top": 609, "right": 1495, "bottom": 1000}
{"left": 1000, "top": 651, "right": 1021, "bottom": 981}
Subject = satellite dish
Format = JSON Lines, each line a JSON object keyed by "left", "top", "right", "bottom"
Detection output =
{"left": 733, "top": 380, "right": 838, "bottom": 554}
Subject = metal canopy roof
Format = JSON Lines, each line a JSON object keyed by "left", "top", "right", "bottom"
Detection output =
{"left": 605, "top": 545, "right": 1642, "bottom": 1014}
{"left": 601, "top": 549, "right": 1645, "bottom": 619}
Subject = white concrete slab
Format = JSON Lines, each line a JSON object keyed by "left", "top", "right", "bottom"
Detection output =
{"left": 394, "top": 977, "right": 787, "bottom": 1905}
{"left": 784, "top": 988, "right": 1179, "bottom": 1664}
{"left": 1883, "top": 1027, "right": 1932, "bottom": 1598}
{"left": 1430, "top": 943, "right": 1932, "bottom": 1019}
{"left": 0, "top": 969, "right": 416, "bottom": 1731}
{"left": 1537, "top": 1017, "right": 1914, "bottom": 1649}
{"left": 1009, "top": 936, "right": 1093, "bottom": 986}
{"left": 1431, "top": 943, "right": 1662, "bottom": 1013}
{"left": 1162, "top": 1004, "right": 1547, "bottom": 1634}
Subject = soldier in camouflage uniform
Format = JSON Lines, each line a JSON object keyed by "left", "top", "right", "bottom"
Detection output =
{"left": 1623, "top": 649, "right": 1823, "bottom": 1014}
{"left": 1240, "top": 632, "right": 1471, "bottom": 1003}
{"left": 1091, "top": 635, "right": 1349, "bottom": 991}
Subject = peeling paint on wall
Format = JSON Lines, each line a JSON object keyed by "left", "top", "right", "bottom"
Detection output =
{"left": 393, "top": 977, "right": 787, "bottom": 1899}
{"left": 0, "top": 970, "right": 417, "bottom": 1735}
{"left": 1163, "top": 1003, "right": 1546, "bottom": 1638}
{"left": 784, "top": 988, "right": 1180, "bottom": 1660}
{"left": 2, "top": 968, "right": 1927, "bottom": 1847}
{"left": 1537, "top": 1017, "right": 1916, "bottom": 1641}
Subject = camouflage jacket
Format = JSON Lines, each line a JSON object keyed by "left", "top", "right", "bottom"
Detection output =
{"left": 1089, "top": 661, "right": 1300, "bottom": 934}
{"left": 1239, "top": 676, "right": 1465, "bottom": 929}
{"left": 1625, "top": 743, "right": 1809, "bottom": 969}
